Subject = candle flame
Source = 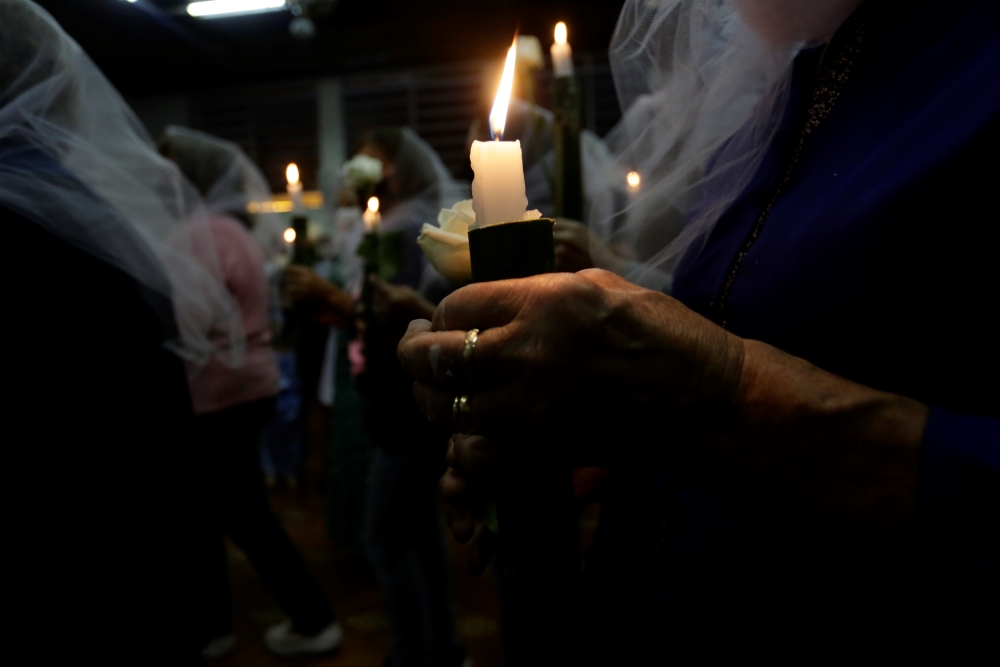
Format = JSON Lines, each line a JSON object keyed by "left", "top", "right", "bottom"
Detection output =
{"left": 367, "top": 196, "right": 380, "bottom": 213}
{"left": 554, "top": 22, "right": 568, "bottom": 46}
{"left": 626, "top": 171, "right": 641, "bottom": 190}
{"left": 490, "top": 37, "right": 518, "bottom": 140}
{"left": 286, "top": 163, "right": 300, "bottom": 185}
{"left": 283, "top": 227, "right": 297, "bottom": 243}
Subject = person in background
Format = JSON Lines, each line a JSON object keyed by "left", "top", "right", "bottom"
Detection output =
{"left": 1, "top": 2, "right": 233, "bottom": 660}
{"left": 285, "top": 127, "right": 470, "bottom": 667}
{"left": 159, "top": 127, "right": 341, "bottom": 658}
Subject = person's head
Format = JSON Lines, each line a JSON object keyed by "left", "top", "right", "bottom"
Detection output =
{"left": 158, "top": 126, "right": 261, "bottom": 228}
{"left": 354, "top": 127, "right": 439, "bottom": 210}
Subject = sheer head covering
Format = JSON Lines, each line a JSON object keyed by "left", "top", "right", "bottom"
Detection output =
{"left": 593, "top": 0, "right": 862, "bottom": 291}
{"left": 158, "top": 125, "right": 287, "bottom": 262}
{"left": 357, "top": 126, "right": 468, "bottom": 232}
{"left": 355, "top": 127, "right": 469, "bottom": 293}
{"left": 0, "top": 0, "right": 244, "bottom": 368}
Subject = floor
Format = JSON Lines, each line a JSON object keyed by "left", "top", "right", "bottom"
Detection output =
{"left": 198, "top": 440, "right": 506, "bottom": 667}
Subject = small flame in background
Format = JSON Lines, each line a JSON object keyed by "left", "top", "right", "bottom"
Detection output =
{"left": 283, "top": 227, "right": 297, "bottom": 243}
{"left": 554, "top": 21, "right": 568, "bottom": 45}
{"left": 490, "top": 37, "right": 518, "bottom": 140}
{"left": 286, "top": 163, "right": 300, "bottom": 185}
{"left": 367, "top": 196, "right": 380, "bottom": 213}
{"left": 626, "top": 170, "right": 641, "bottom": 191}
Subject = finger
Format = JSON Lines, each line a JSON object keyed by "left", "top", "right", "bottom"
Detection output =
{"left": 466, "top": 523, "right": 496, "bottom": 576}
{"left": 397, "top": 328, "right": 466, "bottom": 387}
{"left": 451, "top": 434, "right": 506, "bottom": 485}
{"left": 411, "top": 382, "right": 539, "bottom": 437}
{"left": 398, "top": 324, "right": 512, "bottom": 388}
{"left": 431, "top": 280, "right": 533, "bottom": 332}
{"left": 441, "top": 470, "right": 477, "bottom": 543}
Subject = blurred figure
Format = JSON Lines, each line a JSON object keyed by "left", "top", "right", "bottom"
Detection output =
{"left": 286, "top": 127, "right": 470, "bottom": 667}
{"left": 159, "top": 127, "right": 341, "bottom": 658}
{"left": 0, "top": 2, "right": 237, "bottom": 661}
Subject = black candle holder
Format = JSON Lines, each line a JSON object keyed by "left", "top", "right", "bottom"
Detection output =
{"left": 466, "top": 216, "right": 580, "bottom": 665}
{"left": 467, "top": 218, "right": 556, "bottom": 283}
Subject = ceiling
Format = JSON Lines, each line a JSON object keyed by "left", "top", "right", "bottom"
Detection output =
{"left": 34, "top": 1, "right": 628, "bottom": 96}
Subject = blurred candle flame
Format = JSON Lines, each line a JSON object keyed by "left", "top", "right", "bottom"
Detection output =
{"left": 286, "top": 163, "right": 300, "bottom": 186}
{"left": 626, "top": 170, "right": 641, "bottom": 191}
{"left": 367, "top": 196, "right": 380, "bottom": 213}
{"left": 283, "top": 227, "right": 297, "bottom": 243}
{"left": 490, "top": 37, "right": 518, "bottom": 140}
{"left": 554, "top": 22, "right": 568, "bottom": 46}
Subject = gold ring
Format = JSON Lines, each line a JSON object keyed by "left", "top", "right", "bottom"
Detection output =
{"left": 462, "top": 328, "right": 480, "bottom": 385}
{"left": 452, "top": 394, "right": 473, "bottom": 434}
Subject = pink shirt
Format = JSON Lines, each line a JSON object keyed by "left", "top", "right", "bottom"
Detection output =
{"left": 189, "top": 215, "right": 280, "bottom": 415}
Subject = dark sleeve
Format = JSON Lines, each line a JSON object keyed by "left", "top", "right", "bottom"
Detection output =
{"left": 917, "top": 408, "right": 1000, "bottom": 604}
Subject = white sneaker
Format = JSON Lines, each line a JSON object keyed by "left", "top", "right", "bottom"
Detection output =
{"left": 263, "top": 620, "right": 343, "bottom": 656}
{"left": 200, "top": 634, "right": 236, "bottom": 659}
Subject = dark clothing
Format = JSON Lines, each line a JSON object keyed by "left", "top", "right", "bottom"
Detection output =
{"left": 364, "top": 446, "right": 463, "bottom": 667}
{"left": 650, "top": 0, "right": 998, "bottom": 649}
{"left": 3, "top": 203, "right": 202, "bottom": 663}
{"left": 193, "top": 397, "right": 334, "bottom": 639}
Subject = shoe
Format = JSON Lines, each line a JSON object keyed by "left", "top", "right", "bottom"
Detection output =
{"left": 263, "top": 620, "right": 343, "bottom": 656}
{"left": 200, "top": 634, "right": 236, "bottom": 658}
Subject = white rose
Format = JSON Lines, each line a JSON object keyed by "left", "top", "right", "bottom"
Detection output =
{"left": 343, "top": 154, "right": 383, "bottom": 189}
{"left": 516, "top": 35, "right": 544, "bottom": 71}
{"left": 417, "top": 199, "right": 544, "bottom": 284}
{"left": 418, "top": 199, "right": 476, "bottom": 284}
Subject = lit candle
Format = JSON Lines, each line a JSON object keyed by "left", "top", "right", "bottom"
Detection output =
{"left": 286, "top": 162, "right": 303, "bottom": 211}
{"left": 470, "top": 38, "right": 529, "bottom": 227}
{"left": 551, "top": 22, "right": 574, "bottom": 77}
{"left": 363, "top": 195, "right": 381, "bottom": 232}
{"left": 626, "top": 170, "right": 641, "bottom": 193}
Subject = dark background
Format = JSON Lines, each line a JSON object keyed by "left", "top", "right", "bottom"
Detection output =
{"left": 35, "top": 0, "right": 627, "bottom": 189}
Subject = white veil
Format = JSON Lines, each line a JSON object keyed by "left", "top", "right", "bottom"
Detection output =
{"left": 379, "top": 127, "right": 469, "bottom": 233}
{"left": 0, "top": 0, "right": 244, "bottom": 369}
{"left": 593, "top": 0, "right": 861, "bottom": 291}
{"left": 159, "top": 125, "right": 287, "bottom": 262}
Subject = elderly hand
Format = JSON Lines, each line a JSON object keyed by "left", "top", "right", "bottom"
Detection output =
{"left": 399, "top": 269, "right": 928, "bottom": 527}
{"left": 397, "top": 269, "right": 745, "bottom": 461}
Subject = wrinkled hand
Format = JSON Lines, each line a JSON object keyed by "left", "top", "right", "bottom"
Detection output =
{"left": 369, "top": 275, "right": 435, "bottom": 331}
{"left": 397, "top": 269, "right": 745, "bottom": 464}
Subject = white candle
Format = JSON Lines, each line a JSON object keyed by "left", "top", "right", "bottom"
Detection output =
{"left": 470, "top": 38, "right": 529, "bottom": 227}
{"left": 471, "top": 140, "right": 528, "bottom": 226}
{"left": 286, "top": 162, "right": 303, "bottom": 211}
{"left": 551, "top": 22, "right": 574, "bottom": 77}
{"left": 363, "top": 196, "right": 381, "bottom": 232}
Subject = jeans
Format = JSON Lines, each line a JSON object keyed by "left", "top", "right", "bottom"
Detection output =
{"left": 195, "top": 397, "right": 333, "bottom": 640}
